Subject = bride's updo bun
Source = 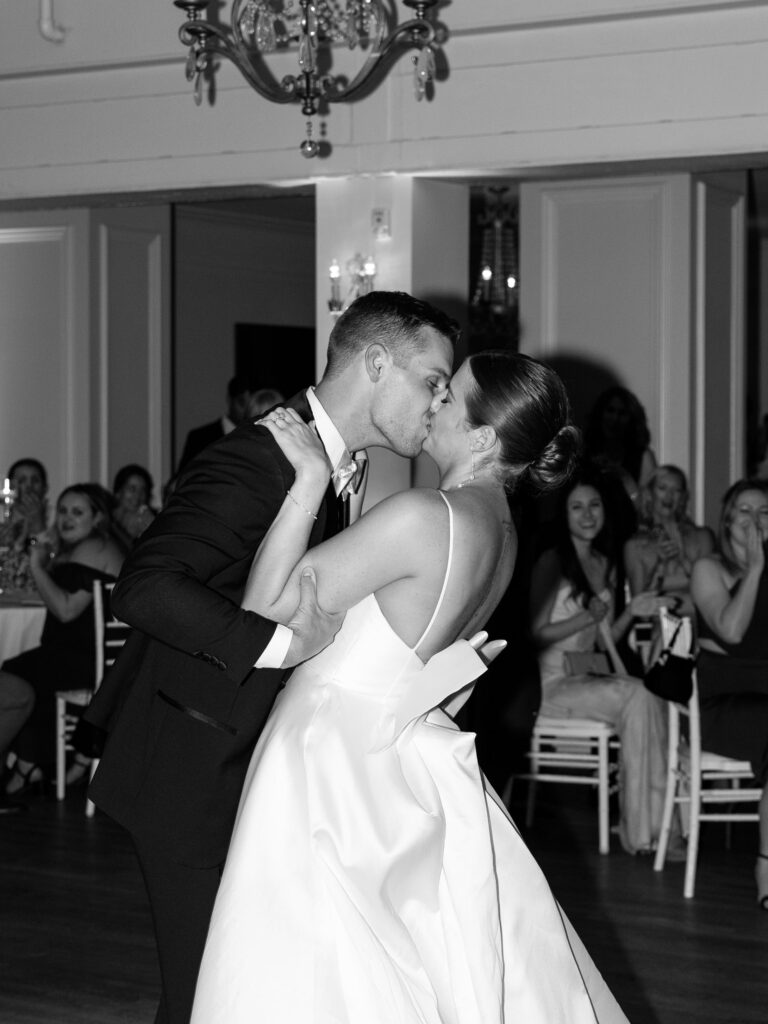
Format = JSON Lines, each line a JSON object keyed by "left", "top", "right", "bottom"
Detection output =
{"left": 523, "top": 424, "right": 582, "bottom": 493}
{"left": 465, "top": 351, "right": 581, "bottom": 495}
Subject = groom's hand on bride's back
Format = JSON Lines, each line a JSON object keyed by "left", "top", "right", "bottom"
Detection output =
{"left": 281, "top": 567, "right": 344, "bottom": 668}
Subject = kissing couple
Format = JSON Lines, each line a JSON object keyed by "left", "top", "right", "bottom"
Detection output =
{"left": 84, "top": 291, "right": 629, "bottom": 1023}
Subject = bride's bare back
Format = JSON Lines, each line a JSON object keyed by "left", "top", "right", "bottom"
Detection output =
{"left": 294, "top": 485, "right": 517, "bottom": 663}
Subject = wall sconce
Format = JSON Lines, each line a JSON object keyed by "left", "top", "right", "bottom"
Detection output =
{"left": 328, "top": 254, "right": 377, "bottom": 313}
{"left": 1, "top": 478, "right": 16, "bottom": 523}
{"left": 477, "top": 265, "right": 517, "bottom": 310}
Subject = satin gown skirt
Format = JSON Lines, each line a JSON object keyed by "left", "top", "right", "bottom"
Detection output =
{"left": 192, "top": 596, "right": 628, "bottom": 1024}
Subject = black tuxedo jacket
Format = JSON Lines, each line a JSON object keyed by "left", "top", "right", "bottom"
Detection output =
{"left": 87, "top": 391, "right": 341, "bottom": 867}
{"left": 177, "top": 418, "right": 225, "bottom": 472}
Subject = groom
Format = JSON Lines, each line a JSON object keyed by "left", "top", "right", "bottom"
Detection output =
{"left": 85, "top": 291, "right": 459, "bottom": 1024}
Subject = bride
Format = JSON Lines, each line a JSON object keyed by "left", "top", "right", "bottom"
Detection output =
{"left": 191, "top": 351, "right": 629, "bottom": 1023}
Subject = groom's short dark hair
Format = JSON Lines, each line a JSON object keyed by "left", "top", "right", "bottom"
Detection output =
{"left": 325, "top": 291, "right": 459, "bottom": 377}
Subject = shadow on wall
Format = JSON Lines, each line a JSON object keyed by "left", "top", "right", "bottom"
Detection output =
{"left": 536, "top": 351, "right": 628, "bottom": 434}
{"left": 419, "top": 290, "right": 471, "bottom": 365}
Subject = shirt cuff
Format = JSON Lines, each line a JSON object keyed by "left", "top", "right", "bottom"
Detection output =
{"left": 255, "top": 624, "right": 293, "bottom": 669}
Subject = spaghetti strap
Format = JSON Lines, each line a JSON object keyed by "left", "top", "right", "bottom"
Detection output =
{"left": 413, "top": 490, "right": 454, "bottom": 651}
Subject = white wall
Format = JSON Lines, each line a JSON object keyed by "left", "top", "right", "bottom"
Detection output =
{"left": 315, "top": 176, "right": 469, "bottom": 508}
{"left": 520, "top": 172, "right": 747, "bottom": 528}
{"left": 2, "top": 2, "right": 768, "bottom": 200}
{"left": 90, "top": 205, "right": 172, "bottom": 496}
{"left": 174, "top": 204, "right": 315, "bottom": 468}
{"left": 0, "top": 210, "right": 91, "bottom": 502}
{"left": 0, "top": 205, "right": 172, "bottom": 501}
{"left": 520, "top": 175, "right": 693, "bottom": 456}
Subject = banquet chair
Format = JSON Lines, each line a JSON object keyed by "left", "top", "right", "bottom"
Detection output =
{"left": 653, "top": 669, "right": 761, "bottom": 897}
{"left": 55, "top": 580, "right": 129, "bottom": 816}
{"left": 502, "top": 717, "right": 620, "bottom": 854}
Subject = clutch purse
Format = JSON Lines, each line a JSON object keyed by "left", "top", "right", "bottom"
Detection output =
{"left": 563, "top": 651, "right": 613, "bottom": 677}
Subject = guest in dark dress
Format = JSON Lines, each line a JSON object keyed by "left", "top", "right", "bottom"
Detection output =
{"left": 584, "top": 388, "right": 658, "bottom": 605}
{"left": 1, "top": 483, "right": 124, "bottom": 796}
{"left": 690, "top": 478, "right": 768, "bottom": 909}
{"left": 584, "top": 386, "right": 657, "bottom": 508}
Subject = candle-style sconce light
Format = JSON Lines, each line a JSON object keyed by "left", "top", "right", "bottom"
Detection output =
{"left": 469, "top": 186, "right": 519, "bottom": 350}
{"left": 1, "top": 478, "right": 16, "bottom": 523}
{"left": 328, "top": 253, "right": 377, "bottom": 314}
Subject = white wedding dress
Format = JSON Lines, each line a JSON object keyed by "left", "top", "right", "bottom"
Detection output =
{"left": 192, "top": 494, "right": 629, "bottom": 1024}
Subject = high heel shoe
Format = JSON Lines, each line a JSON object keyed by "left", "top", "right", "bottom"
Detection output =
{"left": 756, "top": 853, "right": 768, "bottom": 911}
{"left": 5, "top": 761, "right": 46, "bottom": 797}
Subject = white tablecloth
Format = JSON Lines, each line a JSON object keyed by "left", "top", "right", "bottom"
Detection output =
{"left": 0, "top": 601, "right": 46, "bottom": 665}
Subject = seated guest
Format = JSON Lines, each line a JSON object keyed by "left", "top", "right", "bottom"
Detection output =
{"left": 2, "top": 458, "right": 49, "bottom": 541}
{"left": 0, "top": 458, "right": 50, "bottom": 595}
{"left": 112, "top": 464, "right": 156, "bottom": 550}
{"left": 625, "top": 465, "right": 714, "bottom": 617}
{"left": 177, "top": 373, "right": 262, "bottom": 472}
{"left": 690, "top": 478, "right": 768, "bottom": 909}
{"left": 530, "top": 465, "right": 675, "bottom": 855}
{"left": 0, "top": 484, "right": 124, "bottom": 796}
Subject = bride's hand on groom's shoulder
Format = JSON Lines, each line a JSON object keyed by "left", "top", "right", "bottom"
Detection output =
{"left": 261, "top": 408, "right": 331, "bottom": 486}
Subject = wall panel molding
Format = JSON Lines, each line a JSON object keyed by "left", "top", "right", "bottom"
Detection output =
{"left": 0, "top": 214, "right": 90, "bottom": 500}
{"left": 521, "top": 174, "right": 694, "bottom": 495}
{"left": 92, "top": 210, "right": 171, "bottom": 492}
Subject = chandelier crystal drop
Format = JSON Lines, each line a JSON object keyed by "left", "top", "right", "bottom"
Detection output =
{"left": 173, "top": 0, "right": 440, "bottom": 157}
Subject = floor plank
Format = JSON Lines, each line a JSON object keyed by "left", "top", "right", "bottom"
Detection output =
{"left": 1, "top": 783, "right": 766, "bottom": 1022}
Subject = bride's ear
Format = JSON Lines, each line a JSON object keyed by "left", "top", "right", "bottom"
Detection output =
{"left": 469, "top": 425, "right": 497, "bottom": 454}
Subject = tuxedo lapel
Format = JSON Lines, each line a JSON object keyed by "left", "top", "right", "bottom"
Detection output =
{"left": 337, "top": 492, "right": 350, "bottom": 532}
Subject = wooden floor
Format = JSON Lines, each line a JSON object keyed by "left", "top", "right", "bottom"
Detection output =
{"left": 1, "top": 783, "right": 766, "bottom": 1023}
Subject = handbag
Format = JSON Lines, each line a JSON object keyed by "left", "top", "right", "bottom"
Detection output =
{"left": 563, "top": 651, "right": 613, "bottom": 677}
{"left": 644, "top": 617, "right": 694, "bottom": 703}
{"left": 563, "top": 620, "right": 629, "bottom": 679}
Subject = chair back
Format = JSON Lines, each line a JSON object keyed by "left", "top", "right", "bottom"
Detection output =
{"left": 93, "top": 580, "right": 130, "bottom": 691}
{"left": 654, "top": 662, "right": 760, "bottom": 896}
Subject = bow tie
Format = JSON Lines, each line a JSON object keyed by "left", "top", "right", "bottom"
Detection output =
{"left": 332, "top": 457, "right": 365, "bottom": 499}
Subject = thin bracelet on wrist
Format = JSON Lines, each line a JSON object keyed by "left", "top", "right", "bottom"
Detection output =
{"left": 286, "top": 490, "right": 318, "bottom": 521}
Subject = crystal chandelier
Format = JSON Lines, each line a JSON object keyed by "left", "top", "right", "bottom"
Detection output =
{"left": 471, "top": 188, "right": 518, "bottom": 314}
{"left": 468, "top": 187, "right": 520, "bottom": 351}
{"left": 172, "top": 0, "right": 439, "bottom": 157}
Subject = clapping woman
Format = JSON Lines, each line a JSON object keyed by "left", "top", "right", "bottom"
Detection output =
{"left": 1, "top": 484, "right": 124, "bottom": 795}
{"left": 0, "top": 458, "right": 50, "bottom": 596}
{"left": 690, "top": 479, "right": 768, "bottom": 908}
{"left": 111, "top": 464, "right": 157, "bottom": 551}
{"left": 530, "top": 465, "right": 673, "bottom": 855}
{"left": 625, "top": 465, "right": 714, "bottom": 616}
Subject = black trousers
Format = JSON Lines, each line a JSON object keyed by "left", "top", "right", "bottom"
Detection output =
{"left": 133, "top": 833, "right": 223, "bottom": 1024}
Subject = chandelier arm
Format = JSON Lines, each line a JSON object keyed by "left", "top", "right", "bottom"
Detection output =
{"left": 173, "top": 0, "right": 440, "bottom": 152}
{"left": 179, "top": 16, "right": 299, "bottom": 104}
{"left": 324, "top": 18, "right": 435, "bottom": 103}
